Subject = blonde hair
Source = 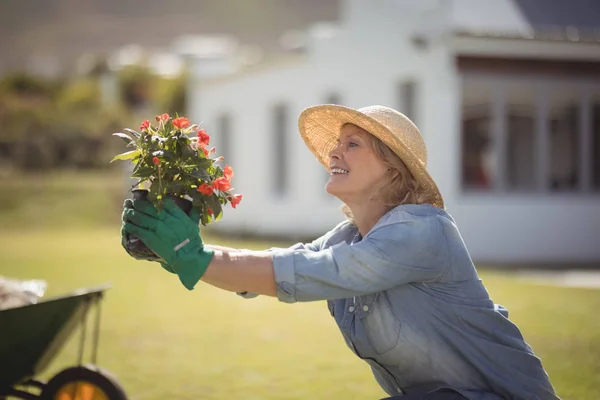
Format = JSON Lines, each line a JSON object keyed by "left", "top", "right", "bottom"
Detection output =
{"left": 340, "top": 124, "right": 434, "bottom": 221}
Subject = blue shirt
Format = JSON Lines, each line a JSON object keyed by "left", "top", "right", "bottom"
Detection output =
{"left": 243, "top": 204, "right": 559, "bottom": 399}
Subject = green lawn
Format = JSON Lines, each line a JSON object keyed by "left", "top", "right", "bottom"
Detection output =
{"left": 1, "top": 171, "right": 599, "bottom": 399}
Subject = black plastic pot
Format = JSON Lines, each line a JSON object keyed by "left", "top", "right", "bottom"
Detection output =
{"left": 125, "top": 189, "right": 193, "bottom": 261}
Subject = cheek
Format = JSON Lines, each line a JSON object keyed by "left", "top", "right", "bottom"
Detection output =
{"left": 351, "top": 163, "right": 387, "bottom": 190}
{"left": 367, "top": 161, "right": 389, "bottom": 182}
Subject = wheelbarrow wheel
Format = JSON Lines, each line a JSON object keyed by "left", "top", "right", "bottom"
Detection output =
{"left": 41, "top": 365, "right": 127, "bottom": 400}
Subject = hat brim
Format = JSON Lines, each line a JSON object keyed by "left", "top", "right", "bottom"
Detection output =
{"left": 298, "top": 104, "right": 444, "bottom": 209}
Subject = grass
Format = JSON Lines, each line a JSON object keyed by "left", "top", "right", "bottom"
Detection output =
{"left": 1, "top": 171, "right": 599, "bottom": 399}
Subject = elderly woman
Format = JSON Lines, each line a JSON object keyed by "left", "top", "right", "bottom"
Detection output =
{"left": 121, "top": 105, "right": 559, "bottom": 400}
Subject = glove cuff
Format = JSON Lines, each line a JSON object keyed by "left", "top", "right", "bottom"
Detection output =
{"left": 176, "top": 248, "right": 215, "bottom": 290}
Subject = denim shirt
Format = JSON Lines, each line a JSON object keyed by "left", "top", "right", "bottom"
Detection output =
{"left": 241, "top": 204, "right": 559, "bottom": 400}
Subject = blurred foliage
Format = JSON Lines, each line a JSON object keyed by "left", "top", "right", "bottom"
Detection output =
{"left": 0, "top": 72, "right": 62, "bottom": 100}
{"left": 154, "top": 72, "right": 188, "bottom": 116}
{"left": 117, "top": 65, "right": 153, "bottom": 111}
{"left": 0, "top": 66, "right": 188, "bottom": 173}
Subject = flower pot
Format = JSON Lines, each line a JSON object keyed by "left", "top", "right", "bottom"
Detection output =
{"left": 124, "top": 189, "right": 193, "bottom": 261}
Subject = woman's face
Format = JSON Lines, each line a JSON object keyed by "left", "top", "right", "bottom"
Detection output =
{"left": 326, "top": 124, "right": 389, "bottom": 204}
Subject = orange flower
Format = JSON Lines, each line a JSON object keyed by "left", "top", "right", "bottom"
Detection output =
{"left": 223, "top": 164, "right": 234, "bottom": 180}
{"left": 172, "top": 117, "right": 190, "bottom": 129}
{"left": 155, "top": 113, "right": 170, "bottom": 122}
{"left": 230, "top": 194, "right": 243, "bottom": 209}
{"left": 152, "top": 156, "right": 161, "bottom": 165}
{"left": 197, "top": 183, "right": 214, "bottom": 195}
{"left": 212, "top": 177, "right": 232, "bottom": 191}
{"left": 197, "top": 129, "right": 210, "bottom": 146}
{"left": 140, "top": 120, "right": 150, "bottom": 131}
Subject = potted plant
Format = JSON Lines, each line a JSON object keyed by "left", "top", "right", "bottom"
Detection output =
{"left": 111, "top": 113, "right": 242, "bottom": 259}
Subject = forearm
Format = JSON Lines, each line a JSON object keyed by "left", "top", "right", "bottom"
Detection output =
{"left": 205, "top": 244, "right": 243, "bottom": 252}
{"left": 201, "top": 250, "right": 277, "bottom": 297}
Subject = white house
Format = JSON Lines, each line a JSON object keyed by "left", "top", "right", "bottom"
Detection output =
{"left": 185, "top": 0, "right": 600, "bottom": 265}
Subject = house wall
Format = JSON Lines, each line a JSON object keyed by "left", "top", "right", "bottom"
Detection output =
{"left": 188, "top": 0, "right": 600, "bottom": 264}
{"left": 447, "top": 39, "right": 600, "bottom": 264}
{"left": 189, "top": 1, "right": 456, "bottom": 240}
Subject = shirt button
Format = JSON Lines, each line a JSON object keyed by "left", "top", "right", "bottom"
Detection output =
{"left": 348, "top": 306, "right": 355, "bottom": 312}
{"left": 363, "top": 305, "right": 369, "bottom": 311}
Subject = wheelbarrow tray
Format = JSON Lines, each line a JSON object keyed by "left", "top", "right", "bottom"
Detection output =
{"left": 0, "top": 284, "right": 110, "bottom": 390}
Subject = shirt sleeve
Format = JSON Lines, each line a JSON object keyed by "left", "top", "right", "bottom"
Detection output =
{"left": 271, "top": 216, "right": 449, "bottom": 303}
{"left": 234, "top": 229, "right": 333, "bottom": 299}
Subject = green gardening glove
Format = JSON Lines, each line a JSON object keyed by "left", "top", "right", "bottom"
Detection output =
{"left": 120, "top": 198, "right": 200, "bottom": 273}
{"left": 121, "top": 199, "right": 163, "bottom": 263}
{"left": 122, "top": 198, "right": 214, "bottom": 290}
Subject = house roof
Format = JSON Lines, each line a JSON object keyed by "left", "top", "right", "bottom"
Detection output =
{"left": 450, "top": 0, "right": 600, "bottom": 43}
{"left": 195, "top": 0, "right": 600, "bottom": 84}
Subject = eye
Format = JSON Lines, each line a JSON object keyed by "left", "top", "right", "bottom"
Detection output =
{"left": 348, "top": 141, "right": 359, "bottom": 147}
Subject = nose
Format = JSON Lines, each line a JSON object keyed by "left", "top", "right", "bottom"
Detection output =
{"left": 328, "top": 142, "right": 342, "bottom": 161}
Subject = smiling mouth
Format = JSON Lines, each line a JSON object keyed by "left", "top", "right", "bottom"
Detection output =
{"left": 330, "top": 168, "right": 349, "bottom": 175}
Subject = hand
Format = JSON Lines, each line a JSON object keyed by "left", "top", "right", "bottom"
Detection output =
{"left": 121, "top": 199, "right": 164, "bottom": 263}
{"left": 122, "top": 198, "right": 214, "bottom": 290}
{"left": 121, "top": 199, "right": 170, "bottom": 266}
{"left": 120, "top": 198, "right": 200, "bottom": 267}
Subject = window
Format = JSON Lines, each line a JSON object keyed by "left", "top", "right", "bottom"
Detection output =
{"left": 592, "top": 92, "right": 600, "bottom": 190}
{"left": 216, "top": 113, "right": 231, "bottom": 167}
{"left": 460, "top": 78, "right": 599, "bottom": 194}
{"left": 272, "top": 103, "right": 288, "bottom": 196}
{"left": 506, "top": 86, "right": 536, "bottom": 191}
{"left": 398, "top": 80, "right": 417, "bottom": 124}
{"left": 548, "top": 89, "right": 580, "bottom": 191}
{"left": 461, "top": 80, "right": 494, "bottom": 190}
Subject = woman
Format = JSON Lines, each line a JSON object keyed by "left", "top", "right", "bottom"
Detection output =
{"left": 121, "top": 105, "right": 559, "bottom": 400}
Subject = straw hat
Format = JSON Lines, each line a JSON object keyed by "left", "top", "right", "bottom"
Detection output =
{"left": 298, "top": 104, "right": 444, "bottom": 209}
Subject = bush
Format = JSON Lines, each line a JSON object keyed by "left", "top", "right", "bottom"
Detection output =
{"left": 0, "top": 67, "right": 191, "bottom": 173}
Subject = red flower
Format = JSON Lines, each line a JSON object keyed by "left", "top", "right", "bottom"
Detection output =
{"left": 155, "top": 113, "right": 170, "bottom": 122}
{"left": 140, "top": 120, "right": 150, "bottom": 131}
{"left": 223, "top": 164, "right": 234, "bottom": 180}
{"left": 201, "top": 146, "right": 209, "bottom": 158}
{"left": 197, "top": 129, "right": 210, "bottom": 146}
{"left": 152, "top": 156, "right": 161, "bottom": 165}
{"left": 197, "top": 183, "right": 214, "bottom": 195}
{"left": 207, "top": 208, "right": 213, "bottom": 216}
{"left": 172, "top": 117, "right": 190, "bottom": 129}
{"left": 212, "top": 177, "right": 232, "bottom": 191}
{"left": 230, "top": 194, "right": 243, "bottom": 209}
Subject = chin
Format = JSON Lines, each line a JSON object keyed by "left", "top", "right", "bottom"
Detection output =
{"left": 325, "top": 182, "right": 347, "bottom": 201}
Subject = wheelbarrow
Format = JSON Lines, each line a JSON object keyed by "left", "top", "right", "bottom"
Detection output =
{"left": 0, "top": 284, "right": 128, "bottom": 399}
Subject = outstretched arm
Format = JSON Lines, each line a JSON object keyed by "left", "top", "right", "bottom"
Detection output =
{"left": 123, "top": 197, "right": 450, "bottom": 302}
{"left": 201, "top": 250, "right": 277, "bottom": 296}
{"left": 205, "top": 244, "right": 245, "bottom": 252}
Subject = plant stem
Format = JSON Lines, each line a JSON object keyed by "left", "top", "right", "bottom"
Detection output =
{"left": 158, "top": 165, "right": 163, "bottom": 200}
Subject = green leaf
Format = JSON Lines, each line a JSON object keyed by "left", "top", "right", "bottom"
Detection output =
{"left": 159, "top": 150, "right": 176, "bottom": 162}
{"left": 200, "top": 208, "right": 211, "bottom": 226}
{"left": 185, "top": 157, "right": 212, "bottom": 170}
{"left": 166, "top": 180, "right": 186, "bottom": 195}
{"left": 189, "top": 168, "right": 211, "bottom": 182}
{"left": 130, "top": 164, "right": 156, "bottom": 178}
{"left": 190, "top": 190, "right": 206, "bottom": 208}
{"left": 110, "top": 149, "right": 141, "bottom": 163}
{"left": 123, "top": 128, "right": 141, "bottom": 138}
{"left": 206, "top": 194, "right": 223, "bottom": 220}
{"left": 112, "top": 132, "right": 134, "bottom": 145}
